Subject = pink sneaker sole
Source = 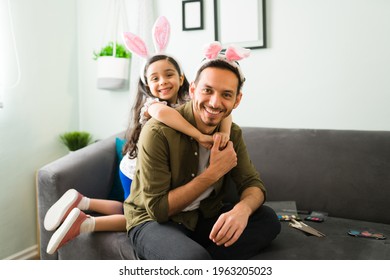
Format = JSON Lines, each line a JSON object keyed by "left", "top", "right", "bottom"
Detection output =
{"left": 46, "top": 208, "right": 87, "bottom": 255}
{"left": 44, "top": 189, "right": 83, "bottom": 231}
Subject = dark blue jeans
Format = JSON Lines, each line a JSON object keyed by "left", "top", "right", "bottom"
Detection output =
{"left": 128, "top": 204, "right": 281, "bottom": 260}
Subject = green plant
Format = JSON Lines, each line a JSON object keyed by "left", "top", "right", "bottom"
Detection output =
{"left": 59, "top": 131, "right": 93, "bottom": 151}
{"left": 93, "top": 42, "right": 131, "bottom": 60}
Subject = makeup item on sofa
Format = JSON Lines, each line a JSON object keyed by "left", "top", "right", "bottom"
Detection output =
{"left": 278, "top": 214, "right": 301, "bottom": 221}
{"left": 304, "top": 211, "right": 328, "bottom": 223}
{"left": 289, "top": 219, "right": 326, "bottom": 237}
{"left": 282, "top": 209, "right": 310, "bottom": 215}
{"left": 264, "top": 201, "right": 303, "bottom": 221}
{"left": 347, "top": 230, "right": 386, "bottom": 240}
{"left": 305, "top": 216, "right": 324, "bottom": 222}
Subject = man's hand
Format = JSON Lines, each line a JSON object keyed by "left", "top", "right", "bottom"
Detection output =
{"left": 209, "top": 203, "right": 251, "bottom": 247}
{"left": 209, "top": 187, "right": 264, "bottom": 247}
{"left": 208, "top": 134, "right": 237, "bottom": 181}
{"left": 214, "top": 132, "right": 230, "bottom": 150}
{"left": 167, "top": 134, "right": 237, "bottom": 216}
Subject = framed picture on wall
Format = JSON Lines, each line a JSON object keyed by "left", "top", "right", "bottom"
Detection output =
{"left": 182, "top": 0, "right": 204, "bottom": 31}
{"left": 214, "top": 0, "right": 266, "bottom": 49}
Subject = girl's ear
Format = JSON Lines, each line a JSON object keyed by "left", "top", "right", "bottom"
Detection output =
{"left": 122, "top": 32, "right": 149, "bottom": 58}
{"left": 179, "top": 75, "right": 184, "bottom": 86}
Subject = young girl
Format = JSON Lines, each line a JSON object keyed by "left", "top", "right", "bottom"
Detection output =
{"left": 44, "top": 54, "right": 232, "bottom": 255}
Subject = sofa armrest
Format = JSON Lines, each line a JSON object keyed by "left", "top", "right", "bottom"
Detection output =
{"left": 36, "top": 132, "right": 124, "bottom": 259}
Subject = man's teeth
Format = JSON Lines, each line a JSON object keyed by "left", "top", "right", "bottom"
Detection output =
{"left": 205, "top": 107, "right": 221, "bottom": 115}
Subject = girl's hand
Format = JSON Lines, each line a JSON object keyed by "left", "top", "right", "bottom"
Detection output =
{"left": 214, "top": 132, "right": 229, "bottom": 150}
{"left": 196, "top": 134, "right": 213, "bottom": 150}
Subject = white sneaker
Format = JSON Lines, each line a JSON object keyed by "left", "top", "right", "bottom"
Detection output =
{"left": 46, "top": 208, "right": 87, "bottom": 255}
{"left": 44, "top": 189, "right": 83, "bottom": 231}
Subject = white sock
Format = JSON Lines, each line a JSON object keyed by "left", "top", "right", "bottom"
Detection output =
{"left": 80, "top": 216, "right": 95, "bottom": 233}
{"left": 77, "top": 197, "right": 90, "bottom": 211}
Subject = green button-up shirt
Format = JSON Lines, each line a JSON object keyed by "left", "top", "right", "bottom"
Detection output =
{"left": 124, "top": 101, "right": 266, "bottom": 232}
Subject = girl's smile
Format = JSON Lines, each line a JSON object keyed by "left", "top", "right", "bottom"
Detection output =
{"left": 146, "top": 59, "right": 184, "bottom": 105}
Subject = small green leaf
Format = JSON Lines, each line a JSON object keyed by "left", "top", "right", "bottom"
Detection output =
{"left": 59, "top": 131, "right": 93, "bottom": 151}
{"left": 92, "top": 42, "right": 132, "bottom": 60}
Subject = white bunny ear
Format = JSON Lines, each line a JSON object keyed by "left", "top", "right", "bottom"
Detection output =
{"left": 152, "top": 16, "right": 170, "bottom": 53}
{"left": 122, "top": 32, "right": 149, "bottom": 59}
{"left": 225, "top": 45, "right": 250, "bottom": 61}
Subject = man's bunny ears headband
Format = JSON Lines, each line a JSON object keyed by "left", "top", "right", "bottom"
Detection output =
{"left": 122, "top": 16, "right": 182, "bottom": 85}
{"left": 200, "top": 41, "right": 251, "bottom": 83}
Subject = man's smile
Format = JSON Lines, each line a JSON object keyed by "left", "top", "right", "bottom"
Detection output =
{"left": 204, "top": 105, "right": 223, "bottom": 116}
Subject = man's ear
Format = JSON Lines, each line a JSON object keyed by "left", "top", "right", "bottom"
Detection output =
{"left": 189, "top": 82, "right": 196, "bottom": 99}
{"left": 233, "top": 91, "right": 243, "bottom": 109}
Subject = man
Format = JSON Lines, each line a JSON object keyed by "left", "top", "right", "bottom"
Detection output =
{"left": 124, "top": 51, "right": 281, "bottom": 260}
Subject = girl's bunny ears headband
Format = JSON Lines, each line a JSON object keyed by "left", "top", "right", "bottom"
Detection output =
{"left": 122, "top": 16, "right": 182, "bottom": 85}
{"left": 200, "top": 41, "right": 251, "bottom": 83}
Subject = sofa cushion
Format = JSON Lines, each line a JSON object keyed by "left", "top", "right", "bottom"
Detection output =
{"left": 57, "top": 232, "right": 136, "bottom": 260}
{"left": 252, "top": 216, "right": 390, "bottom": 260}
{"left": 37, "top": 128, "right": 390, "bottom": 260}
{"left": 241, "top": 127, "right": 390, "bottom": 225}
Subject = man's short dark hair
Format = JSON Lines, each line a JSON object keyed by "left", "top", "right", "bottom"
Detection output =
{"left": 194, "top": 59, "right": 244, "bottom": 93}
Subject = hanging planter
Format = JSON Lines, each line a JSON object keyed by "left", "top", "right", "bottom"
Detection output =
{"left": 94, "top": 42, "right": 131, "bottom": 90}
{"left": 94, "top": 0, "right": 131, "bottom": 90}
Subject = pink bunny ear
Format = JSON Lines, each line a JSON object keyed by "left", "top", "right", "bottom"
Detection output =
{"left": 203, "top": 41, "right": 222, "bottom": 59}
{"left": 225, "top": 45, "right": 251, "bottom": 61}
{"left": 153, "top": 16, "right": 170, "bottom": 53}
{"left": 122, "top": 32, "right": 149, "bottom": 59}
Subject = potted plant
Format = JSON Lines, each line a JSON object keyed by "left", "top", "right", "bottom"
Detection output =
{"left": 93, "top": 42, "right": 132, "bottom": 90}
{"left": 59, "top": 131, "right": 93, "bottom": 152}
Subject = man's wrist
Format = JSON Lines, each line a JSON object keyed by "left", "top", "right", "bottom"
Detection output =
{"left": 198, "top": 167, "right": 220, "bottom": 184}
{"left": 234, "top": 201, "right": 253, "bottom": 217}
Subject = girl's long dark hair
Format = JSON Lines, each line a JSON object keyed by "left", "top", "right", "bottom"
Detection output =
{"left": 123, "top": 55, "right": 189, "bottom": 159}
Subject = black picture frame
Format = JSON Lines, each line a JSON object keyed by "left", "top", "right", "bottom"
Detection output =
{"left": 214, "top": 0, "right": 266, "bottom": 49}
{"left": 182, "top": 0, "right": 204, "bottom": 31}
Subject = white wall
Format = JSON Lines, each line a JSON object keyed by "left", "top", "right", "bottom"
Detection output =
{"left": 78, "top": 0, "right": 390, "bottom": 138}
{"left": 156, "top": 0, "right": 390, "bottom": 131}
{"left": 0, "top": 0, "right": 78, "bottom": 259}
{"left": 77, "top": 0, "right": 142, "bottom": 140}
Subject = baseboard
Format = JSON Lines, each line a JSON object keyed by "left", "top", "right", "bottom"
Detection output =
{"left": 4, "top": 244, "right": 39, "bottom": 260}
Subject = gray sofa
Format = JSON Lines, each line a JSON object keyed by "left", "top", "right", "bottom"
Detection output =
{"left": 36, "top": 127, "right": 390, "bottom": 260}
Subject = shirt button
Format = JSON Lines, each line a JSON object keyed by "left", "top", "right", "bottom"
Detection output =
{"left": 191, "top": 173, "right": 195, "bottom": 177}
{"left": 194, "top": 152, "right": 198, "bottom": 156}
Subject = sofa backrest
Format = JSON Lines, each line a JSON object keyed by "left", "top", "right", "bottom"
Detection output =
{"left": 240, "top": 127, "right": 390, "bottom": 225}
